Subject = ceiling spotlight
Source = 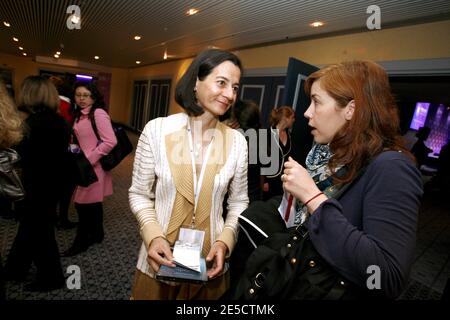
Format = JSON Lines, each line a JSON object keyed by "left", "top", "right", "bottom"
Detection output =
{"left": 22, "top": 52, "right": 27, "bottom": 56}
{"left": 163, "top": 50, "right": 168, "bottom": 60}
{"left": 19, "top": 47, "right": 23, "bottom": 50}
{"left": 136, "top": 60, "right": 141, "bottom": 65}
{"left": 13, "top": 37, "right": 19, "bottom": 42}
{"left": 310, "top": 21, "right": 324, "bottom": 28}
{"left": 56, "top": 51, "right": 61, "bottom": 55}
{"left": 186, "top": 8, "right": 199, "bottom": 16}
{"left": 3, "top": 21, "right": 11, "bottom": 27}
{"left": 94, "top": 56, "right": 100, "bottom": 60}
{"left": 54, "top": 54, "right": 60, "bottom": 58}
{"left": 134, "top": 35, "right": 141, "bottom": 40}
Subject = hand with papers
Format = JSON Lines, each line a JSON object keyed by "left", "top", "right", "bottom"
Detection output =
{"left": 147, "top": 236, "right": 175, "bottom": 272}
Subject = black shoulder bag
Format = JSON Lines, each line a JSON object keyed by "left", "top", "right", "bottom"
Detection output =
{"left": 89, "top": 113, "right": 133, "bottom": 171}
{"left": 230, "top": 170, "right": 367, "bottom": 300}
{"left": 0, "top": 148, "right": 25, "bottom": 201}
{"left": 69, "top": 132, "right": 98, "bottom": 187}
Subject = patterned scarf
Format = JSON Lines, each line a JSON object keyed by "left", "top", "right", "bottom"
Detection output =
{"left": 294, "top": 143, "right": 344, "bottom": 225}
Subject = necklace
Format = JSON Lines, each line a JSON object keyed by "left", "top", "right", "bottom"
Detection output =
{"left": 193, "top": 142, "right": 202, "bottom": 157}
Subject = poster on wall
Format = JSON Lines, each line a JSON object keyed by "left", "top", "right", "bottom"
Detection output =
{"left": 97, "top": 72, "right": 112, "bottom": 109}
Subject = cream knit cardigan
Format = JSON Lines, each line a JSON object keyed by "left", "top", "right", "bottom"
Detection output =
{"left": 129, "top": 113, "right": 249, "bottom": 276}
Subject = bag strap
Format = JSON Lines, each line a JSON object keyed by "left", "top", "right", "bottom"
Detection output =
{"left": 89, "top": 111, "right": 102, "bottom": 142}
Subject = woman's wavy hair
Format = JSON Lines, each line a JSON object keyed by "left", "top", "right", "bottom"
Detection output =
{"left": 73, "top": 81, "right": 107, "bottom": 122}
{"left": 269, "top": 106, "right": 294, "bottom": 127}
{"left": 0, "top": 81, "right": 23, "bottom": 148}
{"left": 175, "top": 49, "right": 243, "bottom": 116}
{"left": 17, "top": 76, "right": 60, "bottom": 113}
{"left": 304, "top": 60, "right": 410, "bottom": 184}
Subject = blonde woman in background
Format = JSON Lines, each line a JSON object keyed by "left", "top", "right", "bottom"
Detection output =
{"left": 4, "top": 76, "right": 70, "bottom": 292}
{"left": 0, "top": 80, "right": 23, "bottom": 300}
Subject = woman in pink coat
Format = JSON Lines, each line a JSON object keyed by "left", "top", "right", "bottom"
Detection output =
{"left": 62, "top": 82, "right": 117, "bottom": 257}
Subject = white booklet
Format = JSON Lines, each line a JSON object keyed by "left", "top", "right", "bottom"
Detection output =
{"left": 172, "top": 228, "right": 205, "bottom": 273}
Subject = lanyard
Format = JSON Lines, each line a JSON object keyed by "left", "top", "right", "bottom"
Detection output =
{"left": 186, "top": 120, "right": 214, "bottom": 227}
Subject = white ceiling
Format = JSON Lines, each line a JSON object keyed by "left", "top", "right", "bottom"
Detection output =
{"left": 1, "top": 0, "right": 449, "bottom": 68}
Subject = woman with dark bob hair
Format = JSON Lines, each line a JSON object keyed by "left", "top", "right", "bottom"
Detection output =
{"left": 129, "top": 49, "right": 249, "bottom": 299}
{"left": 233, "top": 61, "right": 422, "bottom": 299}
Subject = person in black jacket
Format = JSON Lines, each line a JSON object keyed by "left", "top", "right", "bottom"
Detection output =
{"left": 4, "top": 76, "right": 70, "bottom": 292}
{"left": 263, "top": 106, "right": 295, "bottom": 200}
{"left": 411, "top": 126, "right": 433, "bottom": 169}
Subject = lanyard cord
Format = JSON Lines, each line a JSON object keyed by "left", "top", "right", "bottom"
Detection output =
{"left": 186, "top": 119, "right": 215, "bottom": 228}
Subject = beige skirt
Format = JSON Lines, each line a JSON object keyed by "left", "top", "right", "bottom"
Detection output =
{"left": 130, "top": 268, "right": 230, "bottom": 300}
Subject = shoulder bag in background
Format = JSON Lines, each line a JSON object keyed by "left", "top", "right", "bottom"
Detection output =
{"left": 230, "top": 168, "right": 374, "bottom": 300}
{"left": 69, "top": 134, "right": 98, "bottom": 187}
{"left": 0, "top": 148, "right": 25, "bottom": 201}
{"left": 90, "top": 114, "right": 133, "bottom": 171}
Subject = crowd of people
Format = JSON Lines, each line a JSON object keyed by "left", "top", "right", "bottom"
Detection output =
{"left": 0, "top": 76, "right": 116, "bottom": 294}
{"left": 1, "top": 48, "right": 447, "bottom": 300}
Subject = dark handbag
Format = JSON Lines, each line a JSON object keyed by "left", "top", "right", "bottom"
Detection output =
{"left": 0, "top": 148, "right": 25, "bottom": 201}
{"left": 69, "top": 134, "right": 98, "bottom": 187}
{"left": 230, "top": 169, "right": 368, "bottom": 300}
{"left": 70, "top": 151, "right": 98, "bottom": 187}
{"left": 232, "top": 222, "right": 358, "bottom": 300}
{"left": 90, "top": 115, "right": 133, "bottom": 171}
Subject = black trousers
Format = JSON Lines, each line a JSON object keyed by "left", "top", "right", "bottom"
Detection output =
{"left": 0, "top": 253, "right": 5, "bottom": 301}
{"left": 4, "top": 198, "right": 64, "bottom": 285}
{"left": 71, "top": 202, "right": 104, "bottom": 248}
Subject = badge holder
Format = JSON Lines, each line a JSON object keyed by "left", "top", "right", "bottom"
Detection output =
{"left": 156, "top": 227, "right": 208, "bottom": 283}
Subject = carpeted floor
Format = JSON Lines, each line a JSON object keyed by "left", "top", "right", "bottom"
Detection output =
{"left": 1, "top": 131, "right": 449, "bottom": 300}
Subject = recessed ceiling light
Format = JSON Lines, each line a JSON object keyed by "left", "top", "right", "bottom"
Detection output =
{"left": 13, "top": 37, "right": 19, "bottom": 42}
{"left": 310, "top": 21, "right": 324, "bottom": 28}
{"left": 186, "top": 8, "right": 199, "bottom": 16}
{"left": 22, "top": 52, "right": 27, "bottom": 56}
{"left": 18, "top": 47, "right": 23, "bottom": 50}
{"left": 136, "top": 60, "right": 141, "bottom": 64}
{"left": 94, "top": 56, "right": 100, "bottom": 60}
{"left": 56, "top": 51, "right": 61, "bottom": 55}
{"left": 54, "top": 54, "right": 60, "bottom": 58}
{"left": 163, "top": 50, "right": 168, "bottom": 60}
{"left": 3, "top": 21, "right": 11, "bottom": 27}
{"left": 134, "top": 35, "right": 141, "bottom": 40}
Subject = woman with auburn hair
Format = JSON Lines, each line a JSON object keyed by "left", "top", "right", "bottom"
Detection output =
{"left": 263, "top": 106, "right": 296, "bottom": 200}
{"left": 234, "top": 61, "right": 422, "bottom": 299}
{"left": 4, "top": 76, "right": 70, "bottom": 292}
